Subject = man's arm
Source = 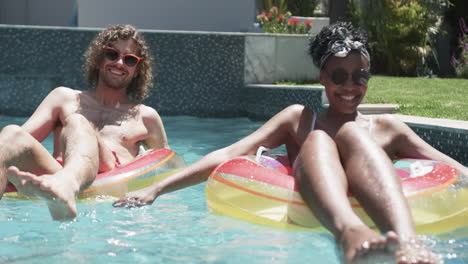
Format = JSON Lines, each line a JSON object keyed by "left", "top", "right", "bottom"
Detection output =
{"left": 140, "top": 105, "right": 169, "bottom": 150}
{"left": 22, "top": 87, "right": 75, "bottom": 141}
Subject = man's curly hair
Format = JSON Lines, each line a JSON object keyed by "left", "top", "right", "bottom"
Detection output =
{"left": 308, "top": 21, "right": 370, "bottom": 68}
{"left": 83, "top": 24, "right": 153, "bottom": 101}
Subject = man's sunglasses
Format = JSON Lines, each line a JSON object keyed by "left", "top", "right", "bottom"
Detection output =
{"left": 326, "top": 68, "right": 371, "bottom": 86}
{"left": 103, "top": 47, "right": 141, "bottom": 67}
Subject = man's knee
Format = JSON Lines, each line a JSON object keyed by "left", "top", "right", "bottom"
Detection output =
{"left": 0, "top": 125, "right": 27, "bottom": 140}
{"left": 64, "top": 113, "right": 88, "bottom": 126}
{"left": 63, "top": 114, "right": 94, "bottom": 132}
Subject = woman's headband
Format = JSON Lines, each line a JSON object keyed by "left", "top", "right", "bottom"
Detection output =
{"left": 318, "top": 27, "right": 370, "bottom": 69}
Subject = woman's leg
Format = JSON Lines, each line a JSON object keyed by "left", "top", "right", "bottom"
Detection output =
{"left": 334, "top": 122, "right": 414, "bottom": 236}
{"left": 334, "top": 122, "right": 439, "bottom": 263}
{"left": 294, "top": 130, "right": 394, "bottom": 262}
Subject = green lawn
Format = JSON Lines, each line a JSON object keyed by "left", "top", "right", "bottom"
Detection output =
{"left": 279, "top": 76, "right": 468, "bottom": 120}
{"left": 365, "top": 76, "right": 468, "bottom": 120}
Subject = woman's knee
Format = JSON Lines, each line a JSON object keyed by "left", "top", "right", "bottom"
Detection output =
{"left": 300, "top": 130, "right": 337, "bottom": 159}
{"left": 334, "top": 122, "right": 368, "bottom": 147}
{"left": 295, "top": 130, "right": 339, "bottom": 183}
{"left": 304, "top": 130, "right": 333, "bottom": 146}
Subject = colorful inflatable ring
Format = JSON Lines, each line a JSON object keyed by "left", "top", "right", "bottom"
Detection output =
{"left": 5, "top": 149, "right": 186, "bottom": 200}
{"left": 206, "top": 155, "right": 468, "bottom": 234}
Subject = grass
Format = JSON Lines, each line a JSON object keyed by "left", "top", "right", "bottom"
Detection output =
{"left": 365, "top": 76, "right": 468, "bottom": 120}
{"left": 278, "top": 76, "right": 468, "bottom": 121}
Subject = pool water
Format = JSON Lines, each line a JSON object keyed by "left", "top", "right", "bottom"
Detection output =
{"left": 0, "top": 115, "right": 467, "bottom": 263}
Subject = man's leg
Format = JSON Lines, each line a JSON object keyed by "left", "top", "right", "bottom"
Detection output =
{"left": 0, "top": 124, "right": 62, "bottom": 198}
{"left": 3, "top": 114, "right": 99, "bottom": 220}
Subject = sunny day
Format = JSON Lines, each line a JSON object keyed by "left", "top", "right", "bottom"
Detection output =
{"left": 0, "top": 0, "right": 466, "bottom": 263}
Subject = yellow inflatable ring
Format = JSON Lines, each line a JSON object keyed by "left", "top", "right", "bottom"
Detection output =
{"left": 206, "top": 155, "right": 468, "bottom": 234}
{"left": 5, "top": 148, "right": 186, "bottom": 199}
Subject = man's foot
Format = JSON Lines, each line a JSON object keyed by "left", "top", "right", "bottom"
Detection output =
{"left": 340, "top": 225, "right": 397, "bottom": 264}
{"left": 6, "top": 166, "right": 79, "bottom": 221}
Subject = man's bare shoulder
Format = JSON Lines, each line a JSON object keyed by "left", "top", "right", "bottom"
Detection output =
{"left": 49, "top": 86, "right": 81, "bottom": 101}
{"left": 137, "top": 104, "right": 161, "bottom": 120}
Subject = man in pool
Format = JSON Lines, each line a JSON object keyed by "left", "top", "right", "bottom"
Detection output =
{"left": 114, "top": 22, "right": 467, "bottom": 263}
{"left": 0, "top": 24, "right": 168, "bottom": 221}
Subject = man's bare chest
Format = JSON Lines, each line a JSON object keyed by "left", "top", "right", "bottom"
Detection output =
{"left": 76, "top": 104, "right": 146, "bottom": 142}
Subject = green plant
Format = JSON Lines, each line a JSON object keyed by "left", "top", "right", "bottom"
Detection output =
{"left": 348, "top": 0, "right": 450, "bottom": 76}
{"left": 256, "top": 6, "right": 313, "bottom": 34}
{"left": 261, "top": 0, "right": 289, "bottom": 14}
{"left": 286, "top": 0, "right": 318, "bottom": 17}
{"left": 452, "top": 18, "right": 468, "bottom": 78}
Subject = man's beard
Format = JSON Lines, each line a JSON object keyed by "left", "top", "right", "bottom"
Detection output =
{"left": 99, "top": 70, "right": 133, "bottom": 91}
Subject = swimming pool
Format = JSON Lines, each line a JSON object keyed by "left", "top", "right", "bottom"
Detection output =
{"left": 0, "top": 115, "right": 467, "bottom": 263}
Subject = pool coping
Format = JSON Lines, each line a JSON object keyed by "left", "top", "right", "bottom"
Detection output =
{"left": 391, "top": 114, "right": 468, "bottom": 132}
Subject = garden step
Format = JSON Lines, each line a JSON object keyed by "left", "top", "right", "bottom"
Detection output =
{"left": 358, "top": 104, "right": 399, "bottom": 115}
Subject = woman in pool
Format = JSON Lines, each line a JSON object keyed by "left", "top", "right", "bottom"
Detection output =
{"left": 115, "top": 22, "right": 465, "bottom": 263}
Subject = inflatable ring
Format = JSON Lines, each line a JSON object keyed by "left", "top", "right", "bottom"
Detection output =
{"left": 206, "top": 155, "right": 468, "bottom": 234}
{"left": 4, "top": 148, "right": 186, "bottom": 200}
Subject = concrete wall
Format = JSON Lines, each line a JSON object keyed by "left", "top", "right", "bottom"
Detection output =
{"left": 77, "top": 0, "right": 258, "bottom": 32}
{"left": 244, "top": 17, "right": 329, "bottom": 84}
{"left": 0, "top": 0, "right": 259, "bottom": 32}
{"left": 0, "top": 25, "right": 245, "bottom": 117}
{"left": 0, "top": 0, "right": 75, "bottom": 26}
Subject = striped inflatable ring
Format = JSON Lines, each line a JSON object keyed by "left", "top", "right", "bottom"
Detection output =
{"left": 5, "top": 148, "right": 186, "bottom": 200}
{"left": 206, "top": 155, "right": 467, "bottom": 234}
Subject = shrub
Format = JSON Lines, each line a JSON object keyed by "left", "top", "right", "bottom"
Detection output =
{"left": 349, "top": 0, "right": 450, "bottom": 76}
{"left": 452, "top": 18, "right": 468, "bottom": 78}
{"left": 286, "top": 0, "right": 318, "bottom": 17}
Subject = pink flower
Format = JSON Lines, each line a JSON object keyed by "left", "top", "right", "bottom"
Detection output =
{"left": 304, "top": 20, "right": 312, "bottom": 26}
{"left": 278, "top": 14, "right": 285, "bottom": 21}
{"left": 266, "top": 12, "right": 272, "bottom": 19}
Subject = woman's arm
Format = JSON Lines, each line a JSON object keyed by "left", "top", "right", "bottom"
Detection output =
{"left": 384, "top": 116, "right": 468, "bottom": 175}
{"left": 113, "top": 104, "right": 314, "bottom": 207}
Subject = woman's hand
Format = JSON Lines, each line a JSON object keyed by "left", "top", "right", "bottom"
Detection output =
{"left": 112, "top": 184, "right": 161, "bottom": 208}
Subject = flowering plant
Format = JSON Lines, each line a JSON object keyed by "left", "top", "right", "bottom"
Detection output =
{"left": 256, "top": 6, "right": 312, "bottom": 34}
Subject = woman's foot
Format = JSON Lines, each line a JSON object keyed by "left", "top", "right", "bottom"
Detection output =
{"left": 395, "top": 236, "right": 442, "bottom": 264}
{"left": 339, "top": 225, "right": 442, "bottom": 264}
{"left": 339, "top": 225, "right": 397, "bottom": 263}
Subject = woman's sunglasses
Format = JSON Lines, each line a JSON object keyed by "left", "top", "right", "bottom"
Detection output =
{"left": 103, "top": 47, "right": 141, "bottom": 67}
{"left": 326, "top": 68, "right": 371, "bottom": 86}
